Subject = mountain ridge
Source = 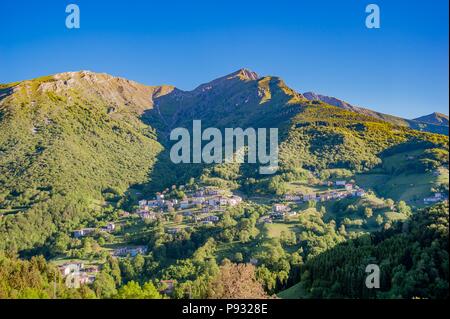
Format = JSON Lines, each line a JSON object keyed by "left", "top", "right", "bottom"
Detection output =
{"left": 3, "top": 69, "right": 446, "bottom": 136}
{"left": 303, "top": 91, "right": 448, "bottom": 135}
{"left": 0, "top": 68, "right": 448, "bottom": 253}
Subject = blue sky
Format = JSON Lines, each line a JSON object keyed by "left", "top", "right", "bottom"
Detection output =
{"left": 0, "top": 0, "right": 448, "bottom": 118}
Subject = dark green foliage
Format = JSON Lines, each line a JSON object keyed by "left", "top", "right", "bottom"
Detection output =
{"left": 285, "top": 203, "right": 449, "bottom": 299}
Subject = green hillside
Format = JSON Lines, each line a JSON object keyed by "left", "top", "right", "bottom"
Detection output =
{"left": 278, "top": 202, "right": 449, "bottom": 299}
{"left": 0, "top": 72, "right": 166, "bottom": 250}
{"left": 0, "top": 70, "right": 448, "bottom": 299}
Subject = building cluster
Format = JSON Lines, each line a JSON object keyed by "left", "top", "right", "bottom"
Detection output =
{"left": 268, "top": 204, "right": 297, "bottom": 221}
{"left": 136, "top": 187, "right": 243, "bottom": 222}
{"left": 283, "top": 181, "right": 366, "bottom": 204}
{"left": 113, "top": 246, "right": 148, "bottom": 257}
{"left": 58, "top": 262, "right": 99, "bottom": 288}
{"left": 73, "top": 222, "right": 116, "bottom": 238}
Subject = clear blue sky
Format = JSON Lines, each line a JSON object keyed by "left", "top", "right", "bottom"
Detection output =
{"left": 0, "top": 0, "right": 448, "bottom": 118}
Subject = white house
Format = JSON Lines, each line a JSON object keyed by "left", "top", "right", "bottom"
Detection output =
{"left": 203, "top": 215, "right": 219, "bottom": 223}
{"left": 73, "top": 228, "right": 95, "bottom": 238}
{"left": 138, "top": 200, "right": 147, "bottom": 207}
{"left": 59, "top": 263, "right": 84, "bottom": 276}
{"left": 228, "top": 196, "right": 243, "bottom": 206}
{"left": 114, "top": 246, "right": 147, "bottom": 257}
{"left": 273, "top": 204, "right": 289, "bottom": 212}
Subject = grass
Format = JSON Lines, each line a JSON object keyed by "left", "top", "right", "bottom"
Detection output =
{"left": 277, "top": 281, "right": 307, "bottom": 299}
{"left": 384, "top": 211, "right": 408, "bottom": 222}
{"left": 265, "top": 222, "right": 298, "bottom": 238}
{"left": 356, "top": 171, "right": 439, "bottom": 207}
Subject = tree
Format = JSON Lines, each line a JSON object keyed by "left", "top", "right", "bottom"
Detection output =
{"left": 92, "top": 272, "right": 117, "bottom": 298}
{"left": 234, "top": 252, "right": 244, "bottom": 263}
{"left": 51, "top": 233, "right": 71, "bottom": 255}
{"left": 398, "top": 201, "right": 412, "bottom": 217}
{"left": 115, "top": 280, "right": 161, "bottom": 299}
{"left": 174, "top": 214, "right": 183, "bottom": 223}
{"left": 364, "top": 207, "right": 373, "bottom": 219}
{"left": 207, "top": 260, "right": 268, "bottom": 299}
{"left": 376, "top": 214, "right": 384, "bottom": 225}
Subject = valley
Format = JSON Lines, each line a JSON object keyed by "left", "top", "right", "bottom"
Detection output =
{"left": 0, "top": 70, "right": 448, "bottom": 299}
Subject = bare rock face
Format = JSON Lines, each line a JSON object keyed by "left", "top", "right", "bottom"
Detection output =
{"left": 34, "top": 71, "right": 174, "bottom": 112}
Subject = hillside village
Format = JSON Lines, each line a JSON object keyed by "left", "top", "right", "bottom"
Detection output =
{"left": 56, "top": 173, "right": 450, "bottom": 292}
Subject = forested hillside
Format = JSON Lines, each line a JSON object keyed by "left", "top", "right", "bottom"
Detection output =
{"left": 0, "top": 72, "right": 168, "bottom": 251}
{"left": 0, "top": 70, "right": 448, "bottom": 299}
{"left": 279, "top": 202, "right": 449, "bottom": 299}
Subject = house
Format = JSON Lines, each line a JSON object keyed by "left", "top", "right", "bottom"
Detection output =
{"left": 203, "top": 215, "right": 219, "bottom": 223}
{"left": 59, "top": 263, "right": 96, "bottom": 288}
{"left": 272, "top": 204, "right": 288, "bottom": 212}
{"left": 284, "top": 194, "right": 302, "bottom": 202}
{"left": 114, "top": 246, "right": 148, "bottom": 257}
{"left": 78, "top": 273, "right": 96, "bottom": 285}
{"left": 106, "top": 223, "right": 115, "bottom": 232}
{"left": 138, "top": 211, "right": 155, "bottom": 220}
{"left": 156, "top": 193, "right": 165, "bottom": 201}
{"left": 228, "top": 196, "right": 243, "bottom": 206}
{"left": 179, "top": 200, "right": 190, "bottom": 209}
{"left": 345, "top": 184, "right": 353, "bottom": 191}
{"left": 59, "top": 263, "right": 84, "bottom": 276}
{"left": 84, "top": 266, "right": 99, "bottom": 274}
{"left": 73, "top": 228, "right": 95, "bottom": 238}
{"left": 192, "top": 197, "right": 205, "bottom": 205}
{"left": 147, "top": 200, "right": 159, "bottom": 208}
{"left": 270, "top": 212, "right": 285, "bottom": 220}
{"left": 205, "top": 188, "right": 219, "bottom": 196}
{"left": 303, "top": 193, "right": 316, "bottom": 201}
{"left": 356, "top": 189, "right": 366, "bottom": 197}
{"left": 218, "top": 196, "right": 229, "bottom": 206}
{"left": 335, "top": 180, "right": 346, "bottom": 186}
{"left": 320, "top": 193, "right": 333, "bottom": 201}
{"left": 194, "top": 190, "right": 205, "bottom": 197}
{"left": 138, "top": 200, "right": 147, "bottom": 207}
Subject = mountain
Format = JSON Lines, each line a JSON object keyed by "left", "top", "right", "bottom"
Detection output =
{"left": 0, "top": 71, "right": 172, "bottom": 250}
{"left": 0, "top": 69, "right": 448, "bottom": 252}
{"left": 414, "top": 112, "right": 449, "bottom": 126}
{"left": 303, "top": 92, "right": 449, "bottom": 135}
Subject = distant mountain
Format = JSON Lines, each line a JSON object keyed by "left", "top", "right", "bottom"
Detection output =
{"left": 303, "top": 92, "right": 449, "bottom": 135}
{"left": 414, "top": 112, "right": 449, "bottom": 126}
